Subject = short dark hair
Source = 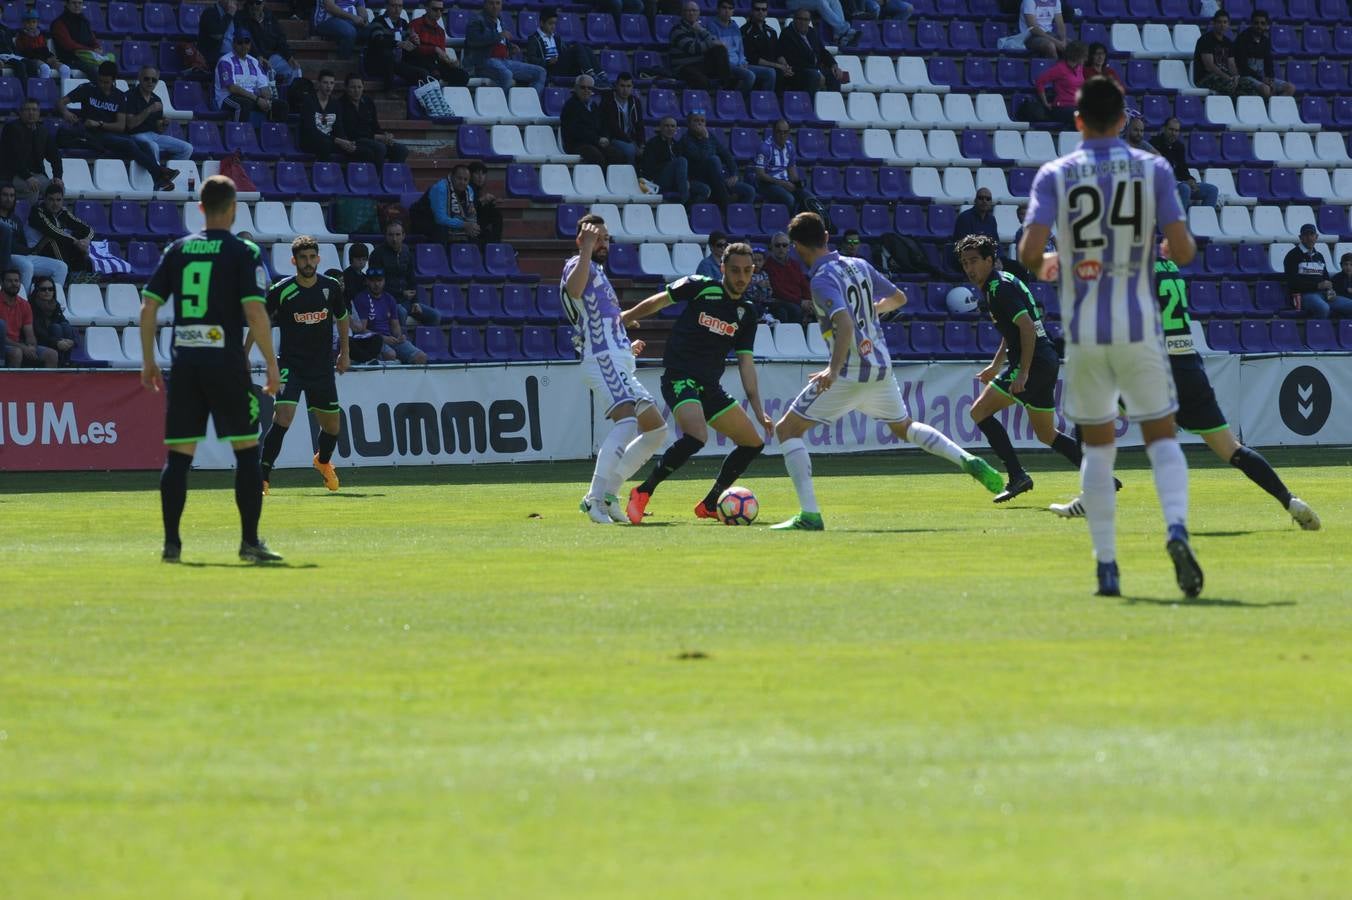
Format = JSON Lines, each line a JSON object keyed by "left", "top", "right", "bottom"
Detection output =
{"left": 843, "top": 228, "right": 860, "bottom": 240}
{"left": 722, "top": 241, "right": 754, "bottom": 265}
{"left": 97, "top": 60, "right": 118, "bottom": 78}
{"left": 291, "top": 235, "right": 320, "bottom": 257}
{"left": 708, "top": 230, "right": 728, "bottom": 246}
{"left": 2, "top": 267, "right": 21, "bottom": 280}
{"left": 1076, "top": 76, "right": 1126, "bottom": 133}
{"left": 349, "top": 242, "right": 370, "bottom": 260}
{"left": 452, "top": 164, "right": 470, "bottom": 177}
{"left": 21, "top": 97, "right": 39, "bottom": 107}
{"left": 43, "top": 182, "right": 65, "bottom": 199}
{"left": 1212, "top": 8, "right": 1229, "bottom": 19}
{"left": 199, "top": 174, "right": 236, "bottom": 216}
{"left": 787, "top": 211, "right": 828, "bottom": 249}
{"left": 1250, "top": 8, "right": 1269, "bottom": 19}
{"left": 616, "top": 72, "right": 634, "bottom": 83}
{"left": 468, "top": 161, "right": 488, "bottom": 175}
{"left": 576, "top": 212, "right": 605, "bottom": 234}
{"left": 345, "top": 72, "right": 363, "bottom": 84}
{"left": 955, "top": 233, "right": 998, "bottom": 260}
{"left": 1341, "top": 252, "right": 1352, "bottom": 265}
{"left": 318, "top": 69, "right": 336, "bottom": 81}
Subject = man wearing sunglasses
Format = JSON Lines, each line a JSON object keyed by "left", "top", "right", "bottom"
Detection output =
{"left": 215, "top": 29, "right": 287, "bottom": 123}
{"left": 124, "top": 67, "right": 194, "bottom": 165}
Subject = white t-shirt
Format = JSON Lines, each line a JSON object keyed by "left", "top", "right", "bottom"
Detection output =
{"left": 1019, "top": 0, "right": 1060, "bottom": 36}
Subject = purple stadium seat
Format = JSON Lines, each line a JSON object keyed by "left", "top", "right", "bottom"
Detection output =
{"left": 186, "top": 121, "right": 224, "bottom": 159}
{"left": 829, "top": 128, "right": 865, "bottom": 163}
{"left": 1321, "top": 61, "right": 1351, "bottom": 91}
{"left": 929, "top": 59, "right": 960, "bottom": 87}
{"left": 586, "top": 12, "right": 619, "bottom": 43}
{"left": 796, "top": 127, "right": 829, "bottom": 164}
{"left": 0, "top": 3, "right": 21, "bottom": 28}
{"left": 556, "top": 326, "right": 578, "bottom": 358}
{"left": 950, "top": 21, "right": 981, "bottom": 52}
{"left": 485, "top": 326, "right": 522, "bottom": 361}
{"left": 535, "top": 285, "right": 565, "bottom": 322}
{"left": 925, "top": 282, "right": 953, "bottom": 314}
{"left": 653, "top": 14, "right": 678, "bottom": 42}
{"left": 1318, "top": 205, "right": 1351, "bottom": 238}
{"left": 75, "top": 202, "right": 111, "bottom": 235}
{"left": 305, "top": 162, "right": 341, "bottom": 197}
{"left": 413, "top": 327, "right": 452, "bottom": 363}
{"left": 928, "top": 205, "right": 958, "bottom": 239}
{"left": 537, "top": 87, "right": 567, "bottom": 118}
{"left": 1237, "top": 243, "right": 1271, "bottom": 274}
{"left": 451, "top": 244, "right": 493, "bottom": 281}
{"left": 895, "top": 204, "right": 926, "bottom": 238}
{"left": 1029, "top": 283, "right": 1058, "bottom": 318}
{"left": 1189, "top": 281, "right": 1221, "bottom": 316}
{"left": 110, "top": 201, "right": 147, "bottom": 239}
{"left": 36, "top": 0, "right": 59, "bottom": 25}
{"left": 619, "top": 13, "right": 653, "bottom": 44}
{"left": 1079, "top": 22, "right": 1109, "bottom": 47}
{"left": 598, "top": 50, "right": 630, "bottom": 83}
{"left": 1203, "top": 243, "right": 1235, "bottom": 275}
{"left": 501, "top": 285, "right": 535, "bottom": 322}
{"left": 1125, "top": 60, "right": 1160, "bottom": 92}
{"left": 119, "top": 40, "right": 155, "bottom": 76}
{"left": 259, "top": 123, "right": 304, "bottom": 159}
{"left": 450, "top": 327, "right": 486, "bottom": 361}
{"left": 556, "top": 203, "right": 585, "bottom": 237}
{"left": 155, "top": 40, "right": 182, "bottom": 76}
{"left": 508, "top": 163, "right": 550, "bottom": 200}
{"left": 997, "top": 59, "right": 1028, "bottom": 88}
{"left": 1159, "top": 0, "right": 1191, "bottom": 15}
{"left": 843, "top": 166, "right": 878, "bottom": 202}
{"left": 1238, "top": 320, "right": 1274, "bottom": 353}
{"left": 0, "top": 77, "right": 24, "bottom": 111}
{"left": 380, "top": 163, "right": 415, "bottom": 195}
{"left": 1300, "top": 97, "right": 1331, "bottom": 128}
{"left": 1098, "top": 0, "right": 1129, "bottom": 16}
{"left": 127, "top": 241, "right": 159, "bottom": 278}
{"left": 811, "top": 166, "right": 845, "bottom": 201}
{"left": 961, "top": 130, "right": 996, "bottom": 165}
{"left": 465, "top": 285, "right": 503, "bottom": 322}
{"left": 859, "top": 204, "right": 891, "bottom": 237}
{"left": 1219, "top": 282, "right": 1253, "bottom": 316}
{"left": 107, "top": 2, "right": 139, "bottom": 34}
{"left": 607, "top": 242, "right": 646, "bottom": 278}
{"left": 1008, "top": 167, "right": 1035, "bottom": 198}
{"left": 1237, "top": 167, "right": 1271, "bottom": 203}
{"left": 786, "top": 92, "right": 824, "bottom": 125}
{"left": 1341, "top": 320, "right": 1352, "bottom": 350}
{"left": 170, "top": 80, "right": 213, "bottom": 116}
{"left": 730, "top": 127, "right": 761, "bottom": 160}
{"left": 944, "top": 321, "right": 978, "bottom": 357}
{"left": 715, "top": 90, "right": 749, "bottom": 124}
{"left": 881, "top": 322, "right": 909, "bottom": 357}
{"left": 346, "top": 162, "right": 382, "bottom": 196}
{"left": 633, "top": 50, "right": 665, "bottom": 79}
{"left": 456, "top": 125, "right": 498, "bottom": 159}
{"left": 979, "top": 21, "right": 1005, "bottom": 50}
{"left": 828, "top": 204, "right": 859, "bottom": 234}
{"left": 682, "top": 89, "right": 713, "bottom": 119}
{"left": 879, "top": 19, "right": 910, "bottom": 51}
{"left": 147, "top": 201, "right": 183, "bottom": 236}
{"left": 178, "top": 4, "right": 206, "bottom": 36}
{"left": 431, "top": 285, "right": 465, "bottom": 320}
{"left": 1253, "top": 281, "right": 1287, "bottom": 314}
{"left": 1285, "top": 61, "right": 1315, "bottom": 93}
{"left": 1189, "top": 132, "right": 1222, "bottom": 166}
{"left": 1175, "top": 95, "right": 1206, "bottom": 129}
{"left": 1140, "top": 95, "right": 1172, "bottom": 128}
{"left": 521, "top": 326, "right": 555, "bottom": 360}
{"left": 224, "top": 122, "right": 266, "bottom": 157}
{"left": 689, "top": 203, "right": 724, "bottom": 235}
{"left": 726, "top": 203, "right": 758, "bottom": 237}
{"left": 977, "top": 321, "right": 1001, "bottom": 355}
{"left": 916, "top": 20, "right": 945, "bottom": 50}
{"left": 416, "top": 244, "right": 455, "bottom": 279}
{"left": 482, "top": 243, "right": 524, "bottom": 282}
{"left": 1270, "top": 320, "right": 1305, "bottom": 352}
{"left": 1221, "top": 133, "right": 1253, "bottom": 165}
{"left": 1304, "top": 26, "right": 1333, "bottom": 55}
{"left": 275, "top": 161, "right": 318, "bottom": 197}
{"left": 1304, "top": 320, "right": 1338, "bottom": 352}
{"left": 910, "top": 322, "right": 943, "bottom": 357}
{"left": 648, "top": 88, "right": 680, "bottom": 122}
{"left": 1269, "top": 24, "right": 1298, "bottom": 55}
{"left": 25, "top": 77, "right": 58, "bottom": 111}
{"left": 878, "top": 167, "right": 916, "bottom": 201}
{"left": 749, "top": 91, "right": 782, "bottom": 124}
{"left": 1128, "top": 0, "right": 1159, "bottom": 17}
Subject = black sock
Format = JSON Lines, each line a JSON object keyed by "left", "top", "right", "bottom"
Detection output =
{"left": 1051, "top": 431, "right": 1083, "bottom": 468}
{"left": 702, "top": 443, "right": 764, "bottom": 509}
{"left": 976, "top": 416, "right": 1024, "bottom": 477}
{"left": 1230, "top": 445, "right": 1292, "bottom": 507}
{"left": 317, "top": 430, "right": 339, "bottom": 464}
{"left": 259, "top": 421, "right": 288, "bottom": 480}
{"left": 160, "top": 452, "right": 191, "bottom": 546}
{"left": 234, "top": 446, "right": 264, "bottom": 545}
{"left": 638, "top": 434, "right": 705, "bottom": 495}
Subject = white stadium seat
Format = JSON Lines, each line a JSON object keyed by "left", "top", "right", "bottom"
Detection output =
{"left": 59, "top": 158, "right": 102, "bottom": 200}
{"left": 571, "top": 164, "right": 614, "bottom": 203}
{"left": 928, "top": 130, "right": 976, "bottom": 167}
{"left": 845, "top": 92, "right": 887, "bottom": 128}
{"left": 863, "top": 55, "right": 901, "bottom": 92}
{"left": 976, "top": 94, "right": 1025, "bottom": 130}
{"left": 1204, "top": 167, "right": 1253, "bottom": 206}
{"left": 1314, "top": 132, "right": 1352, "bottom": 166}
{"left": 894, "top": 129, "right": 932, "bottom": 165}
{"left": 606, "top": 165, "right": 656, "bottom": 203}
{"left": 1333, "top": 170, "right": 1352, "bottom": 202}
{"left": 290, "top": 201, "right": 346, "bottom": 241}
{"left": 639, "top": 242, "right": 678, "bottom": 280}
{"left": 490, "top": 124, "right": 529, "bottom": 159}
{"left": 1189, "top": 206, "right": 1232, "bottom": 243}
{"left": 1283, "top": 206, "right": 1318, "bottom": 237}
{"left": 993, "top": 204, "right": 1021, "bottom": 241}
{"left": 671, "top": 243, "right": 704, "bottom": 275}
{"left": 897, "top": 57, "right": 947, "bottom": 93}
{"left": 910, "top": 93, "right": 947, "bottom": 128}
{"left": 1281, "top": 132, "right": 1319, "bottom": 167}
{"left": 942, "top": 169, "right": 977, "bottom": 205}
{"left": 1233, "top": 96, "right": 1272, "bottom": 131}
{"left": 753, "top": 326, "right": 780, "bottom": 359}
{"left": 814, "top": 91, "right": 849, "bottom": 125}
{"left": 251, "top": 201, "right": 293, "bottom": 242}
{"left": 621, "top": 204, "right": 665, "bottom": 242}
{"left": 105, "top": 284, "right": 142, "bottom": 325}
{"left": 772, "top": 323, "right": 812, "bottom": 358}
{"left": 540, "top": 163, "right": 575, "bottom": 198}
{"left": 1158, "top": 59, "right": 1207, "bottom": 95}
{"left": 65, "top": 284, "right": 115, "bottom": 326}
{"left": 835, "top": 55, "right": 866, "bottom": 91}
{"left": 1220, "top": 206, "right": 1258, "bottom": 241}
{"left": 908, "top": 167, "right": 948, "bottom": 201}
{"left": 1268, "top": 96, "right": 1315, "bottom": 132}
{"left": 122, "top": 324, "right": 168, "bottom": 366}
{"left": 1138, "top": 23, "right": 1175, "bottom": 59}
{"left": 993, "top": 130, "right": 1026, "bottom": 163}
{"left": 1111, "top": 24, "right": 1144, "bottom": 55}
{"left": 589, "top": 203, "right": 627, "bottom": 239}
{"left": 1056, "top": 131, "right": 1080, "bottom": 157}
{"left": 804, "top": 327, "right": 830, "bottom": 361}
{"left": 862, "top": 128, "right": 903, "bottom": 164}
{"left": 655, "top": 204, "right": 696, "bottom": 240}
{"left": 93, "top": 159, "right": 139, "bottom": 198}
{"left": 1205, "top": 95, "right": 1243, "bottom": 130}
{"left": 1172, "top": 24, "right": 1201, "bottom": 55}
{"left": 1300, "top": 169, "right": 1334, "bottom": 203}
{"left": 442, "top": 86, "right": 479, "bottom": 120}
{"left": 976, "top": 169, "right": 1019, "bottom": 205}
{"left": 1019, "top": 131, "right": 1057, "bottom": 168}
{"left": 942, "top": 94, "right": 980, "bottom": 129}
{"left": 507, "top": 87, "right": 549, "bottom": 124}
{"left": 877, "top": 92, "right": 915, "bottom": 126}
{"left": 84, "top": 326, "right": 134, "bottom": 367}
{"left": 473, "top": 87, "right": 514, "bottom": 123}
{"left": 524, "top": 125, "right": 579, "bottom": 163}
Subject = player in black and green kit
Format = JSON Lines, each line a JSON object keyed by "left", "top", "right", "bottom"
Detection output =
{"left": 254, "top": 235, "right": 351, "bottom": 494}
{"left": 619, "top": 242, "right": 773, "bottom": 524}
{"left": 1051, "top": 242, "right": 1319, "bottom": 529}
{"left": 958, "top": 234, "right": 1085, "bottom": 502}
{"left": 138, "top": 175, "right": 283, "bottom": 563}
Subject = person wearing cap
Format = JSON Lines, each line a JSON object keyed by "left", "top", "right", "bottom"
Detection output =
{"left": 215, "top": 27, "right": 287, "bottom": 123}
{"left": 352, "top": 267, "right": 427, "bottom": 365}
{"left": 676, "top": 111, "right": 754, "bottom": 210}
{"left": 525, "top": 7, "right": 606, "bottom": 84}
{"left": 57, "top": 61, "right": 180, "bottom": 192}
{"left": 561, "top": 74, "right": 627, "bottom": 169}
{"left": 1284, "top": 225, "right": 1352, "bottom": 320}
{"left": 15, "top": 10, "right": 64, "bottom": 80}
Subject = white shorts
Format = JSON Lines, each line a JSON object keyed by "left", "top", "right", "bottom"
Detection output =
{"left": 580, "top": 350, "right": 654, "bottom": 417}
{"left": 790, "top": 373, "right": 910, "bottom": 425}
{"left": 1064, "top": 340, "right": 1178, "bottom": 426}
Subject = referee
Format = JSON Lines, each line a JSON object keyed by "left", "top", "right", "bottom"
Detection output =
{"left": 139, "top": 175, "right": 284, "bottom": 563}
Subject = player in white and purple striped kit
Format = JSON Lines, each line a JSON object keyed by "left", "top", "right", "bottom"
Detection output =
{"left": 1019, "top": 77, "right": 1203, "bottom": 598}
{"left": 770, "top": 213, "right": 1004, "bottom": 531}
{"left": 561, "top": 215, "right": 668, "bottom": 524}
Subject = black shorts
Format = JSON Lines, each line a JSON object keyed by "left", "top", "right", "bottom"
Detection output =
{"left": 276, "top": 363, "right": 340, "bottom": 414}
{"left": 992, "top": 348, "right": 1060, "bottom": 412}
{"left": 660, "top": 370, "right": 738, "bottom": 422}
{"left": 1171, "top": 355, "right": 1228, "bottom": 433}
{"left": 165, "top": 357, "right": 260, "bottom": 445}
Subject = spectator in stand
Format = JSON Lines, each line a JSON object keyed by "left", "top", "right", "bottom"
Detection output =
{"left": 58, "top": 62, "right": 179, "bottom": 192}
{"left": 677, "top": 111, "right": 755, "bottom": 210}
{"left": 404, "top": 1, "right": 470, "bottom": 87}
{"left": 29, "top": 184, "right": 92, "bottom": 275}
{"left": 1, "top": 99, "right": 63, "bottom": 202}
{"left": 786, "top": 1, "right": 857, "bottom": 47}
{"left": 753, "top": 120, "right": 815, "bottom": 211}
{"left": 1084, "top": 41, "right": 1124, "bottom": 92}
{"left": 425, "top": 166, "right": 481, "bottom": 244}
{"left": 51, "top": 0, "right": 116, "bottom": 79}
{"left": 697, "top": 232, "right": 729, "bottom": 280}
{"left": 124, "top": 67, "right": 194, "bottom": 166}
{"left": 764, "top": 232, "right": 812, "bottom": 323}
{"left": 464, "top": 0, "right": 548, "bottom": 93}
{"left": 2, "top": 267, "right": 57, "bottom": 368}
{"left": 14, "top": 10, "right": 64, "bottom": 80}
{"left": 1032, "top": 40, "right": 1087, "bottom": 126}
{"left": 640, "top": 118, "right": 709, "bottom": 205}
{"left": 745, "top": 246, "right": 773, "bottom": 316}
{"left": 342, "top": 243, "right": 369, "bottom": 305}
{"left": 342, "top": 73, "right": 410, "bottom": 165}
{"left": 1234, "top": 10, "right": 1295, "bottom": 99}
{"left": 0, "top": 185, "right": 70, "bottom": 289}
{"left": 299, "top": 70, "right": 355, "bottom": 162}
{"left": 198, "top": 0, "right": 240, "bottom": 66}
{"left": 1284, "top": 225, "right": 1352, "bottom": 319}
{"left": 742, "top": 2, "right": 793, "bottom": 93}
{"left": 368, "top": 220, "right": 441, "bottom": 327}
{"left": 777, "top": 8, "right": 844, "bottom": 95}
{"left": 468, "top": 162, "right": 504, "bottom": 245}
{"left": 1012, "top": 201, "right": 1054, "bottom": 262}
{"left": 1124, "top": 115, "right": 1155, "bottom": 154}
{"left": 313, "top": 0, "right": 369, "bottom": 58}
{"left": 1193, "top": 9, "right": 1265, "bottom": 97}
{"left": 952, "top": 187, "right": 1030, "bottom": 279}
{"left": 525, "top": 7, "right": 606, "bottom": 84}
{"left": 1151, "top": 117, "right": 1220, "bottom": 211}
{"left": 840, "top": 228, "right": 867, "bottom": 259}
{"left": 245, "top": 0, "right": 302, "bottom": 87}
{"left": 708, "top": 0, "right": 771, "bottom": 92}
{"left": 848, "top": 0, "right": 913, "bottom": 25}
{"left": 215, "top": 29, "right": 288, "bottom": 123}
{"left": 1003, "top": 0, "right": 1065, "bottom": 59}
{"left": 28, "top": 275, "right": 76, "bottom": 367}
{"left": 1335, "top": 253, "right": 1352, "bottom": 304}
{"left": 669, "top": 1, "right": 743, "bottom": 92}
{"left": 366, "top": 0, "right": 414, "bottom": 86}
{"left": 561, "top": 74, "right": 628, "bottom": 169}
{"left": 599, "top": 73, "right": 644, "bottom": 165}
{"left": 353, "top": 267, "right": 427, "bottom": 364}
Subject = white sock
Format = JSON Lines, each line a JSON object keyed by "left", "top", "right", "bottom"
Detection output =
{"left": 905, "top": 421, "right": 968, "bottom": 466}
{"left": 1081, "top": 443, "right": 1118, "bottom": 563}
{"left": 610, "top": 422, "right": 669, "bottom": 494}
{"left": 588, "top": 417, "right": 637, "bottom": 501}
{"left": 780, "top": 437, "right": 819, "bottom": 513}
{"left": 1145, "top": 437, "right": 1189, "bottom": 530}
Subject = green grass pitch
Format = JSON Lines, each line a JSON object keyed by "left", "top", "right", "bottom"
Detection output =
{"left": 3, "top": 448, "right": 1350, "bottom": 898}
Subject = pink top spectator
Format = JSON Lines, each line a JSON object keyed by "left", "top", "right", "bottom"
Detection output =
{"left": 1035, "top": 60, "right": 1086, "bottom": 108}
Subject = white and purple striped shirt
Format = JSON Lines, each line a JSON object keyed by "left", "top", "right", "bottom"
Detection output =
{"left": 314, "top": 1, "right": 362, "bottom": 27}
{"left": 214, "top": 52, "right": 269, "bottom": 107}
{"left": 561, "top": 255, "right": 631, "bottom": 357}
{"left": 1026, "top": 137, "right": 1184, "bottom": 346}
{"left": 809, "top": 251, "right": 898, "bottom": 383}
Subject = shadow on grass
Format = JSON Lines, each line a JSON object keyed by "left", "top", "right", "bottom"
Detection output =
{"left": 1122, "top": 596, "right": 1296, "bottom": 609}
{"left": 177, "top": 562, "right": 320, "bottom": 570}
{"left": 837, "top": 527, "right": 969, "bottom": 534}
{"left": 1191, "top": 530, "right": 1259, "bottom": 538}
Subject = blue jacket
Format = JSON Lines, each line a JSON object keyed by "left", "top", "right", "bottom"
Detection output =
{"left": 463, "top": 13, "right": 508, "bottom": 75}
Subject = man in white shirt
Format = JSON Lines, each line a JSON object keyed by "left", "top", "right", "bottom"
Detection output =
{"left": 214, "top": 29, "right": 286, "bottom": 122}
{"left": 1004, "top": 0, "right": 1065, "bottom": 59}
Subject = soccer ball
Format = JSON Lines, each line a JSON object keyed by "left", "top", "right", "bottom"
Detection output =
{"left": 946, "top": 286, "right": 978, "bottom": 315}
{"left": 717, "top": 486, "right": 759, "bottom": 525}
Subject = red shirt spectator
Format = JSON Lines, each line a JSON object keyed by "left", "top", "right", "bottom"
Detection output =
{"left": 1035, "top": 42, "right": 1088, "bottom": 109}
{"left": 1084, "top": 42, "right": 1124, "bottom": 92}
{"left": 2, "top": 291, "right": 34, "bottom": 343}
{"left": 764, "top": 233, "right": 812, "bottom": 322}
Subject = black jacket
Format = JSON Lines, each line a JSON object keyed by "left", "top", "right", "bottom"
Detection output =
{"left": 1284, "top": 246, "right": 1330, "bottom": 295}
{"left": 341, "top": 95, "right": 384, "bottom": 141}
{"left": 367, "top": 244, "right": 417, "bottom": 300}
{"left": 0, "top": 120, "right": 63, "bottom": 182}
{"left": 741, "top": 21, "right": 780, "bottom": 67}
{"left": 29, "top": 203, "right": 92, "bottom": 263}
{"left": 777, "top": 24, "right": 833, "bottom": 73}
{"left": 246, "top": 10, "right": 292, "bottom": 63}
{"left": 196, "top": 2, "right": 236, "bottom": 64}
{"left": 599, "top": 92, "right": 643, "bottom": 147}
{"left": 1150, "top": 135, "right": 1192, "bottom": 183}
{"left": 560, "top": 95, "right": 605, "bottom": 152}
{"left": 299, "top": 94, "right": 349, "bottom": 151}
{"left": 640, "top": 136, "right": 681, "bottom": 183}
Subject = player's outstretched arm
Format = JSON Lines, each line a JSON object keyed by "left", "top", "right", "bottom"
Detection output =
{"left": 1162, "top": 220, "right": 1197, "bottom": 267}
{"left": 620, "top": 291, "right": 672, "bottom": 328}
{"left": 1018, "top": 225, "right": 1053, "bottom": 276}
{"left": 138, "top": 295, "right": 163, "bottom": 392}
{"left": 736, "top": 353, "right": 773, "bottom": 439}
{"left": 244, "top": 301, "right": 281, "bottom": 396}
{"left": 874, "top": 289, "right": 908, "bottom": 316}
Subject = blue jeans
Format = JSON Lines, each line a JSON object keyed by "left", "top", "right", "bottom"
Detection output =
{"left": 1300, "top": 292, "right": 1352, "bottom": 318}
{"left": 757, "top": 180, "right": 797, "bottom": 208}
{"left": 10, "top": 254, "right": 70, "bottom": 291}
{"left": 1178, "top": 180, "right": 1219, "bottom": 209}
{"left": 727, "top": 65, "right": 755, "bottom": 93}
{"left": 480, "top": 58, "right": 547, "bottom": 92}
{"left": 268, "top": 54, "right": 301, "bottom": 84}
{"left": 400, "top": 302, "right": 443, "bottom": 327}
{"left": 315, "top": 17, "right": 365, "bottom": 55}
{"left": 858, "top": 0, "right": 913, "bottom": 22}
{"left": 788, "top": 0, "right": 849, "bottom": 39}
{"left": 131, "top": 132, "right": 194, "bottom": 163}
{"left": 656, "top": 157, "right": 710, "bottom": 205}
{"left": 610, "top": 139, "right": 638, "bottom": 163}
{"left": 747, "top": 64, "right": 777, "bottom": 92}
{"left": 599, "top": 0, "right": 644, "bottom": 17}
